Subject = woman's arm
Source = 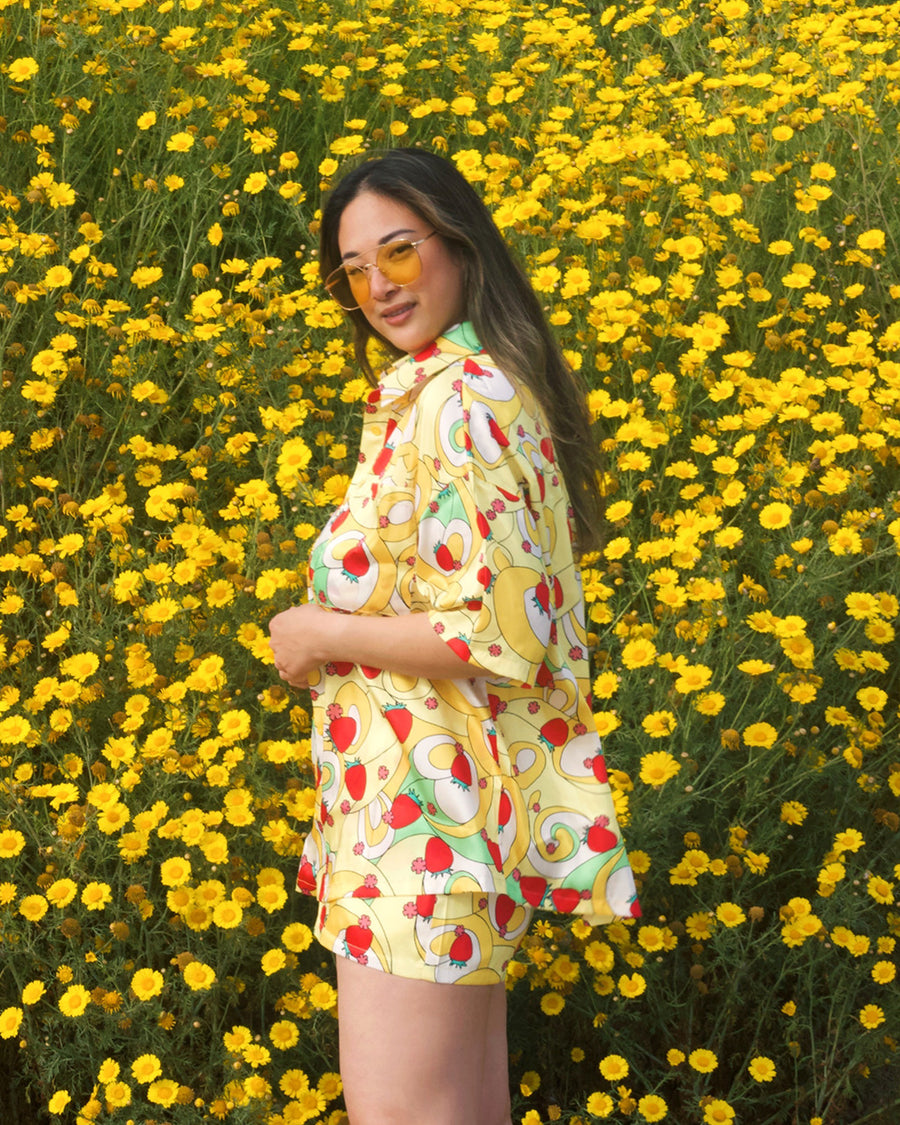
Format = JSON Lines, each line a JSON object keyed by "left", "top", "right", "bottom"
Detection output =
{"left": 267, "top": 603, "right": 489, "bottom": 689}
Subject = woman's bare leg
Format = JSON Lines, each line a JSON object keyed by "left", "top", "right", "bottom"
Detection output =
{"left": 335, "top": 956, "right": 513, "bottom": 1125}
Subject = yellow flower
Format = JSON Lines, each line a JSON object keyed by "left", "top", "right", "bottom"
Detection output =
{"left": 131, "top": 266, "right": 163, "bottom": 288}
{"left": 747, "top": 1056, "right": 776, "bottom": 1082}
{"left": 9, "top": 57, "right": 40, "bottom": 82}
{"left": 618, "top": 973, "right": 646, "bottom": 998}
{"left": 0, "top": 1007, "right": 23, "bottom": 1039}
{"left": 758, "top": 502, "right": 792, "bottom": 529}
{"left": 47, "top": 1091, "right": 71, "bottom": 1114}
{"left": 243, "top": 172, "right": 268, "bottom": 194}
{"left": 166, "top": 131, "right": 194, "bottom": 152}
{"left": 183, "top": 960, "right": 216, "bottom": 991}
{"left": 540, "top": 992, "right": 565, "bottom": 1015}
{"left": 638, "top": 1093, "right": 669, "bottom": 1122}
{"left": 621, "top": 638, "right": 657, "bottom": 669}
{"left": 857, "top": 229, "right": 885, "bottom": 251}
{"left": 147, "top": 1078, "right": 179, "bottom": 1106}
{"left": 58, "top": 984, "right": 91, "bottom": 1018}
{"left": 742, "top": 722, "right": 778, "bottom": 749}
{"left": 0, "top": 830, "right": 25, "bottom": 858}
{"left": 639, "top": 750, "right": 680, "bottom": 785}
{"left": 599, "top": 1054, "right": 629, "bottom": 1081}
{"left": 586, "top": 1091, "right": 614, "bottom": 1117}
{"left": 858, "top": 1004, "right": 885, "bottom": 1029}
{"left": 21, "top": 981, "right": 45, "bottom": 1006}
{"left": 689, "top": 1047, "right": 718, "bottom": 1073}
{"left": 716, "top": 902, "right": 746, "bottom": 927}
{"left": 43, "top": 265, "right": 73, "bottom": 288}
{"left": 131, "top": 1054, "right": 163, "bottom": 1083}
{"left": 130, "top": 968, "right": 164, "bottom": 1001}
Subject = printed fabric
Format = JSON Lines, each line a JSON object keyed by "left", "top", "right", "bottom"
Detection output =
{"left": 298, "top": 324, "right": 639, "bottom": 938}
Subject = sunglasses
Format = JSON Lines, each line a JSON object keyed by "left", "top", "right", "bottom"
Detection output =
{"left": 324, "top": 232, "right": 437, "bottom": 310}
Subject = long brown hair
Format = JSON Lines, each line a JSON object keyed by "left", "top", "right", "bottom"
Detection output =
{"left": 319, "top": 148, "right": 604, "bottom": 555}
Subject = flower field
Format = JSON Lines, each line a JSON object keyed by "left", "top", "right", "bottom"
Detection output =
{"left": 1, "top": 0, "right": 899, "bottom": 1121}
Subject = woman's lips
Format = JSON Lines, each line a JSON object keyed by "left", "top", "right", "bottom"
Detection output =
{"left": 382, "top": 301, "right": 415, "bottom": 325}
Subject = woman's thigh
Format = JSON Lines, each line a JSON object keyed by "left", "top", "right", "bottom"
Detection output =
{"left": 336, "top": 956, "right": 512, "bottom": 1125}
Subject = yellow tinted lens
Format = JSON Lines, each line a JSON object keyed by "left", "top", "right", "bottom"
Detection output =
{"left": 376, "top": 240, "right": 421, "bottom": 286}
{"left": 344, "top": 264, "right": 369, "bottom": 306}
{"left": 325, "top": 266, "right": 360, "bottom": 309}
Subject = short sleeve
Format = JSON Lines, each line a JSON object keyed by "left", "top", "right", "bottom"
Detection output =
{"left": 406, "top": 357, "right": 570, "bottom": 686}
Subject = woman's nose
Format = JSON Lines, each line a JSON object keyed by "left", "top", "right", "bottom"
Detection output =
{"left": 367, "top": 265, "right": 399, "bottom": 301}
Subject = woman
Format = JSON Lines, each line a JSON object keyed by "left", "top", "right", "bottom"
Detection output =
{"left": 268, "top": 148, "right": 638, "bottom": 1125}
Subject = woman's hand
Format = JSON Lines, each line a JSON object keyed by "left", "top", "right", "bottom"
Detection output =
{"left": 268, "top": 603, "right": 333, "bottom": 689}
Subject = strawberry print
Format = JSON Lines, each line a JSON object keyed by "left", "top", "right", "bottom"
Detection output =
{"left": 384, "top": 704, "right": 412, "bottom": 742}
{"left": 298, "top": 327, "right": 638, "bottom": 948}
{"left": 448, "top": 925, "right": 473, "bottom": 967}
{"left": 344, "top": 760, "right": 366, "bottom": 801}
{"left": 344, "top": 918, "right": 373, "bottom": 961}
{"left": 425, "top": 836, "right": 454, "bottom": 875}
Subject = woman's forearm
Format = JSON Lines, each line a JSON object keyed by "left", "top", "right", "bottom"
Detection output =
{"left": 324, "top": 610, "right": 486, "bottom": 679}
{"left": 268, "top": 603, "right": 488, "bottom": 687}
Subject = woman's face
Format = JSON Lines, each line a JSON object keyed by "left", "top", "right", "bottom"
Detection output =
{"left": 336, "top": 190, "right": 467, "bottom": 355}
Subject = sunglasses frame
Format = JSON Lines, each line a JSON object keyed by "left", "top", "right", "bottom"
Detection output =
{"left": 324, "top": 231, "right": 437, "bottom": 310}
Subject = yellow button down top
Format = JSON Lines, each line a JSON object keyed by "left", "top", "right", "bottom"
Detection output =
{"left": 298, "top": 324, "right": 639, "bottom": 926}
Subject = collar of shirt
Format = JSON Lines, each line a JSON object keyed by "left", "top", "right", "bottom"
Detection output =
{"left": 377, "top": 321, "right": 484, "bottom": 409}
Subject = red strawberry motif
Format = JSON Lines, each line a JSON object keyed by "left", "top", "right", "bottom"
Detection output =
{"left": 630, "top": 899, "right": 643, "bottom": 918}
{"left": 535, "top": 661, "right": 554, "bottom": 689}
{"left": 372, "top": 444, "right": 394, "bottom": 476}
{"left": 495, "top": 894, "right": 516, "bottom": 930}
{"left": 486, "top": 839, "right": 502, "bottom": 870}
{"left": 425, "top": 836, "right": 453, "bottom": 875}
{"left": 498, "top": 487, "right": 519, "bottom": 503}
{"left": 345, "top": 760, "right": 366, "bottom": 801}
{"left": 332, "top": 508, "right": 349, "bottom": 532}
{"left": 539, "top": 717, "right": 569, "bottom": 748}
{"left": 385, "top": 705, "right": 412, "bottom": 742}
{"left": 447, "top": 637, "right": 471, "bottom": 662}
{"left": 586, "top": 818, "right": 617, "bottom": 853}
{"left": 296, "top": 858, "right": 316, "bottom": 893}
{"left": 449, "top": 926, "right": 473, "bottom": 967}
{"left": 341, "top": 541, "right": 370, "bottom": 581}
{"left": 450, "top": 750, "right": 472, "bottom": 789}
{"left": 519, "top": 875, "right": 548, "bottom": 907}
{"left": 352, "top": 882, "right": 380, "bottom": 899}
{"left": 476, "top": 510, "right": 491, "bottom": 539}
{"left": 536, "top": 471, "right": 546, "bottom": 502}
{"left": 498, "top": 789, "right": 512, "bottom": 831}
{"left": 331, "top": 661, "right": 354, "bottom": 676}
{"left": 464, "top": 357, "right": 485, "bottom": 377}
{"left": 488, "top": 416, "right": 510, "bottom": 447}
{"left": 328, "top": 715, "right": 357, "bottom": 753}
{"left": 344, "top": 921, "right": 373, "bottom": 960}
{"left": 551, "top": 887, "right": 581, "bottom": 913}
{"left": 414, "top": 343, "right": 440, "bottom": 361}
{"left": 416, "top": 894, "right": 436, "bottom": 918}
{"left": 532, "top": 577, "right": 550, "bottom": 615}
{"left": 434, "top": 542, "right": 454, "bottom": 571}
{"left": 553, "top": 576, "right": 564, "bottom": 609}
{"left": 592, "top": 754, "right": 608, "bottom": 783}
{"left": 487, "top": 726, "right": 499, "bottom": 762}
{"left": 540, "top": 436, "right": 555, "bottom": 464}
{"left": 361, "top": 664, "right": 381, "bottom": 679}
{"left": 389, "top": 793, "right": 422, "bottom": 828}
{"left": 477, "top": 565, "right": 494, "bottom": 590}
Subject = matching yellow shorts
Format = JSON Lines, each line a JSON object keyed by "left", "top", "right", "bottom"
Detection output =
{"left": 314, "top": 893, "right": 534, "bottom": 985}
